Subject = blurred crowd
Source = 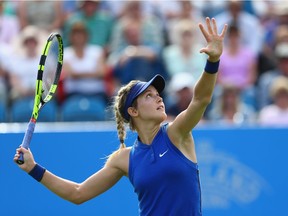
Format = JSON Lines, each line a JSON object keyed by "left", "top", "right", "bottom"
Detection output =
{"left": 0, "top": 0, "right": 288, "bottom": 126}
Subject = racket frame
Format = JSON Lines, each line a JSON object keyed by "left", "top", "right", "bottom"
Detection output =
{"left": 16, "top": 33, "right": 63, "bottom": 165}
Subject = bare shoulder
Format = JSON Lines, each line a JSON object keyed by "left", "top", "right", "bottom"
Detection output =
{"left": 105, "top": 147, "right": 131, "bottom": 176}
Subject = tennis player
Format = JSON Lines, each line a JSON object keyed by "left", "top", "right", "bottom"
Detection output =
{"left": 14, "top": 17, "right": 227, "bottom": 215}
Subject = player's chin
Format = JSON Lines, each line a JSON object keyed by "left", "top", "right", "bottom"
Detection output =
{"left": 158, "top": 111, "right": 167, "bottom": 122}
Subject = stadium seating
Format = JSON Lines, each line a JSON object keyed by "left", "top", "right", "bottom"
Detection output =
{"left": 60, "top": 95, "right": 107, "bottom": 121}
{"left": 0, "top": 102, "right": 6, "bottom": 122}
{"left": 10, "top": 97, "right": 58, "bottom": 122}
{"left": 38, "top": 100, "right": 59, "bottom": 122}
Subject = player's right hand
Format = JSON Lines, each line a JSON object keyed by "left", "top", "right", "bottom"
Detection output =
{"left": 14, "top": 147, "right": 36, "bottom": 173}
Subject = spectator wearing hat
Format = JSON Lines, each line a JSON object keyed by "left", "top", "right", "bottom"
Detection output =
{"left": 263, "top": 1, "right": 288, "bottom": 49}
{"left": 258, "top": 76, "right": 288, "bottom": 126}
{"left": 257, "top": 2, "right": 288, "bottom": 77}
{"left": 258, "top": 42, "right": 288, "bottom": 109}
{"left": 7, "top": 25, "right": 44, "bottom": 103}
{"left": 165, "top": 72, "right": 196, "bottom": 121}
{"left": 258, "top": 24, "right": 288, "bottom": 79}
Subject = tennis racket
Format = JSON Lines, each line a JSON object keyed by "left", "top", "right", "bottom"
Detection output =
{"left": 16, "top": 32, "right": 63, "bottom": 165}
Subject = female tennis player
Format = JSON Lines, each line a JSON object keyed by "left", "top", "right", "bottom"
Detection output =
{"left": 14, "top": 17, "right": 227, "bottom": 215}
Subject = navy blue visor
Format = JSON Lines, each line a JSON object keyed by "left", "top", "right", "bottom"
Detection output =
{"left": 122, "top": 74, "right": 165, "bottom": 121}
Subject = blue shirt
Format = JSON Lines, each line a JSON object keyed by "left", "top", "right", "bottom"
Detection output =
{"left": 129, "top": 124, "right": 202, "bottom": 216}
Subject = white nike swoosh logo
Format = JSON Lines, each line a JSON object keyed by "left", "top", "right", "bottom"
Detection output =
{"left": 159, "top": 149, "right": 169, "bottom": 157}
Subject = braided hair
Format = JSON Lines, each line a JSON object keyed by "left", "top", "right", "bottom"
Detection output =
{"left": 113, "top": 80, "right": 138, "bottom": 148}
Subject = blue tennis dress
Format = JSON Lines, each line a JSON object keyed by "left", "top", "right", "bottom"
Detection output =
{"left": 129, "top": 124, "right": 202, "bottom": 216}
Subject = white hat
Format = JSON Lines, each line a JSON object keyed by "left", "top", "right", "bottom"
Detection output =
{"left": 20, "top": 25, "right": 39, "bottom": 44}
{"left": 169, "top": 72, "right": 196, "bottom": 92}
{"left": 275, "top": 42, "right": 288, "bottom": 58}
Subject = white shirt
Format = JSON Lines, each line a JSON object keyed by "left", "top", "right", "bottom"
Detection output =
{"left": 9, "top": 55, "right": 38, "bottom": 90}
{"left": 63, "top": 45, "right": 105, "bottom": 95}
{"left": 259, "top": 105, "right": 288, "bottom": 126}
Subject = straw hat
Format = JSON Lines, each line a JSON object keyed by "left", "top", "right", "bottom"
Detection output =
{"left": 11, "top": 25, "right": 47, "bottom": 56}
{"left": 270, "top": 76, "right": 288, "bottom": 99}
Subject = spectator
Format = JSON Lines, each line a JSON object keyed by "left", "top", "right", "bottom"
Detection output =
{"left": 258, "top": 76, "right": 288, "bottom": 126}
{"left": 166, "top": 0, "right": 205, "bottom": 46}
{"left": 62, "top": 21, "right": 108, "bottom": 103}
{"left": 8, "top": 25, "right": 44, "bottom": 103}
{"left": 163, "top": 19, "right": 206, "bottom": 82}
{"left": 1, "top": 0, "right": 18, "bottom": 15}
{"left": 0, "top": 1, "right": 20, "bottom": 45}
{"left": 258, "top": 24, "right": 288, "bottom": 78}
{"left": 263, "top": 24, "right": 288, "bottom": 68}
{"left": 61, "top": 0, "right": 78, "bottom": 22}
{"left": 218, "top": 23, "right": 257, "bottom": 88}
{"left": 108, "top": 2, "right": 168, "bottom": 88}
{"left": 17, "top": 1, "right": 62, "bottom": 32}
{"left": 263, "top": 1, "right": 288, "bottom": 51}
{"left": 258, "top": 2, "right": 288, "bottom": 78}
{"left": 62, "top": 0, "right": 114, "bottom": 51}
{"left": 108, "top": 20, "right": 168, "bottom": 89}
{"left": 214, "top": 0, "right": 264, "bottom": 55}
{"left": 208, "top": 84, "right": 256, "bottom": 125}
{"left": 101, "top": 0, "right": 183, "bottom": 41}
{"left": 165, "top": 72, "right": 196, "bottom": 121}
{"left": 109, "top": 1, "right": 164, "bottom": 59}
{"left": 216, "top": 23, "right": 257, "bottom": 109}
{"left": 258, "top": 42, "right": 288, "bottom": 109}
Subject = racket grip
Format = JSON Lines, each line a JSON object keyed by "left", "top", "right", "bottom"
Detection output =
{"left": 17, "top": 121, "right": 36, "bottom": 165}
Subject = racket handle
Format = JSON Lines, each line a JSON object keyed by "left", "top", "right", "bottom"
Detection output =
{"left": 17, "top": 120, "right": 36, "bottom": 165}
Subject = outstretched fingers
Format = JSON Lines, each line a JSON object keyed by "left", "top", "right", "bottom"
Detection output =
{"left": 199, "top": 17, "right": 228, "bottom": 38}
{"left": 199, "top": 23, "right": 209, "bottom": 41}
{"left": 211, "top": 18, "right": 218, "bottom": 34}
{"left": 220, "top": 23, "right": 228, "bottom": 38}
{"left": 199, "top": 17, "right": 219, "bottom": 41}
{"left": 206, "top": 17, "right": 213, "bottom": 34}
{"left": 198, "top": 17, "right": 228, "bottom": 58}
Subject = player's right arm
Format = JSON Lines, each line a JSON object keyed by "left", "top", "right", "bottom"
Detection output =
{"left": 14, "top": 147, "right": 129, "bottom": 204}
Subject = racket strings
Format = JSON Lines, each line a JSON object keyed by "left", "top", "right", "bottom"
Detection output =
{"left": 42, "top": 37, "right": 59, "bottom": 99}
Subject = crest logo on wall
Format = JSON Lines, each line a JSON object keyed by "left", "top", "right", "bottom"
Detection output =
{"left": 197, "top": 142, "right": 270, "bottom": 209}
